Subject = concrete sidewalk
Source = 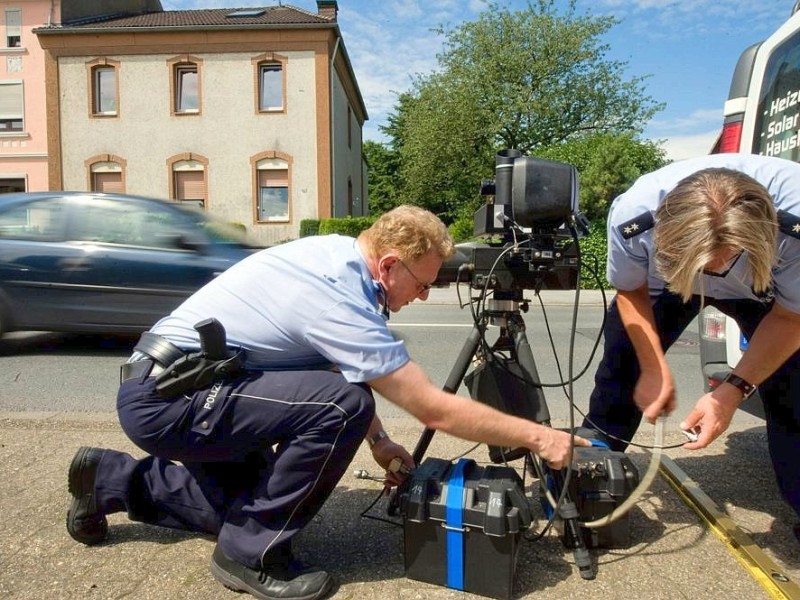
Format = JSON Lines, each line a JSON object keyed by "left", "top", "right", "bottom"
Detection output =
{"left": 1, "top": 411, "right": 798, "bottom": 600}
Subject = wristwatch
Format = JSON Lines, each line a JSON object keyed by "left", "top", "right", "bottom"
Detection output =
{"left": 721, "top": 373, "right": 757, "bottom": 399}
{"left": 367, "top": 430, "right": 388, "bottom": 447}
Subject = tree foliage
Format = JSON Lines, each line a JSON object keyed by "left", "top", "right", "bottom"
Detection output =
{"left": 536, "top": 132, "right": 667, "bottom": 220}
{"left": 381, "top": 0, "right": 665, "bottom": 224}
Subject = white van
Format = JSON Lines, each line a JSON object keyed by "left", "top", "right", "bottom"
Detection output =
{"left": 698, "top": 3, "right": 800, "bottom": 418}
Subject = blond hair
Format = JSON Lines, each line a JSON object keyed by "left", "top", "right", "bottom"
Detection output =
{"left": 654, "top": 168, "right": 777, "bottom": 301}
{"left": 359, "top": 205, "right": 455, "bottom": 262}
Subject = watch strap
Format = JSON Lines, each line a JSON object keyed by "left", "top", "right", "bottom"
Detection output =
{"left": 367, "top": 430, "right": 388, "bottom": 447}
{"left": 722, "top": 373, "right": 757, "bottom": 399}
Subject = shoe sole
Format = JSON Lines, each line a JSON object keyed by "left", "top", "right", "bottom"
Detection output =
{"left": 210, "top": 557, "right": 333, "bottom": 600}
{"left": 66, "top": 447, "right": 108, "bottom": 545}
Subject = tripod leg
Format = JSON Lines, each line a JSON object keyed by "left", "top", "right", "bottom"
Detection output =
{"left": 408, "top": 323, "right": 484, "bottom": 464}
{"left": 387, "top": 324, "right": 483, "bottom": 516}
{"left": 513, "top": 323, "right": 595, "bottom": 579}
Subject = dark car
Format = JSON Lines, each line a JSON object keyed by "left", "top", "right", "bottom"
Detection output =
{"left": 0, "top": 191, "right": 259, "bottom": 336}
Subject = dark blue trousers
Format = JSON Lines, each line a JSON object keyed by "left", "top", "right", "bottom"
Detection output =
{"left": 94, "top": 369, "right": 374, "bottom": 570}
{"left": 584, "top": 290, "right": 800, "bottom": 519}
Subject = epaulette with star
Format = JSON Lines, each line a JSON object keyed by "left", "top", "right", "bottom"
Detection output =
{"left": 778, "top": 209, "right": 800, "bottom": 240}
{"left": 618, "top": 211, "right": 655, "bottom": 239}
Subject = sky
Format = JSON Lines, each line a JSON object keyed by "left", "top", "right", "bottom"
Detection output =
{"left": 161, "top": 0, "right": 798, "bottom": 161}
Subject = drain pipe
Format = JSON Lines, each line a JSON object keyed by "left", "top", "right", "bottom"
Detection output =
{"left": 329, "top": 35, "right": 340, "bottom": 218}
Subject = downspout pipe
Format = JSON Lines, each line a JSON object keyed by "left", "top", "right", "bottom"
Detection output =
{"left": 330, "top": 35, "right": 340, "bottom": 217}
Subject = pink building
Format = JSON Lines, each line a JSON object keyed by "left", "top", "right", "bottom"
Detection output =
{"left": 0, "top": 0, "right": 52, "bottom": 192}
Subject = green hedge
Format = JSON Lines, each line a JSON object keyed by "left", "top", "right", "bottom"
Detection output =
{"left": 299, "top": 219, "right": 320, "bottom": 237}
{"left": 318, "top": 216, "right": 376, "bottom": 237}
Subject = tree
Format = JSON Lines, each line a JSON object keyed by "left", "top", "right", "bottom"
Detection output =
{"left": 536, "top": 132, "right": 667, "bottom": 220}
{"left": 386, "top": 0, "right": 664, "bottom": 223}
{"left": 362, "top": 140, "right": 401, "bottom": 214}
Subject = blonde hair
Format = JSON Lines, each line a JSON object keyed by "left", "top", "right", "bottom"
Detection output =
{"left": 654, "top": 168, "right": 777, "bottom": 301}
{"left": 359, "top": 205, "right": 455, "bottom": 262}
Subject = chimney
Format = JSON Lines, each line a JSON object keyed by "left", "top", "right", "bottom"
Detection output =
{"left": 317, "top": 0, "right": 338, "bottom": 21}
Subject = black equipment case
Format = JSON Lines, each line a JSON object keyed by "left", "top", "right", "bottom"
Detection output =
{"left": 551, "top": 444, "right": 640, "bottom": 548}
{"left": 399, "top": 457, "right": 532, "bottom": 600}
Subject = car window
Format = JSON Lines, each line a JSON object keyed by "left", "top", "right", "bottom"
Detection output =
{"left": 72, "top": 197, "right": 196, "bottom": 249}
{"left": 0, "top": 197, "right": 68, "bottom": 241}
{"left": 753, "top": 28, "right": 800, "bottom": 160}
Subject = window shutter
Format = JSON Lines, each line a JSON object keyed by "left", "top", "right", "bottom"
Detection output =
{"left": 175, "top": 170, "right": 205, "bottom": 200}
{"left": 93, "top": 172, "right": 123, "bottom": 193}
{"left": 0, "top": 82, "right": 22, "bottom": 119}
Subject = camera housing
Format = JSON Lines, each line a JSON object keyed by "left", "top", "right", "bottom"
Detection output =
{"left": 437, "top": 150, "right": 585, "bottom": 294}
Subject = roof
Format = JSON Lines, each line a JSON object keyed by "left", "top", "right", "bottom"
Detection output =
{"left": 35, "top": 5, "right": 333, "bottom": 31}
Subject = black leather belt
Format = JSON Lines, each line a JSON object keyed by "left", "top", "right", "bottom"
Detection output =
{"left": 120, "top": 359, "right": 166, "bottom": 383}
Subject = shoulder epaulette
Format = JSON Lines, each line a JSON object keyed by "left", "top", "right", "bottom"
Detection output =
{"left": 618, "top": 211, "right": 655, "bottom": 240}
{"left": 778, "top": 209, "right": 800, "bottom": 240}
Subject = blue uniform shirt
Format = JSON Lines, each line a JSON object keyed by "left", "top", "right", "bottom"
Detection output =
{"left": 607, "top": 153, "right": 800, "bottom": 312}
{"left": 149, "top": 234, "right": 410, "bottom": 383}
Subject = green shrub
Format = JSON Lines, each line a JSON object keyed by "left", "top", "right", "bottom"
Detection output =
{"left": 318, "top": 216, "right": 376, "bottom": 237}
{"left": 299, "top": 219, "right": 320, "bottom": 237}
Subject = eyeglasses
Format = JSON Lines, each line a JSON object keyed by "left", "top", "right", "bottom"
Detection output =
{"left": 398, "top": 258, "right": 433, "bottom": 293}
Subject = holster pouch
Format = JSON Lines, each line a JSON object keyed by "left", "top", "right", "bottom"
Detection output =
{"left": 153, "top": 318, "right": 243, "bottom": 398}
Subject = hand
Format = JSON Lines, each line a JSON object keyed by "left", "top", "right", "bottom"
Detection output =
{"left": 371, "top": 438, "right": 414, "bottom": 488}
{"left": 679, "top": 386, "right": 740, "bottom": 449}
{"left": 536, "top": 428, "right": 591, "bottom": 470}
{"left": 634, "top": 368, "right": 676, "bottom": 423}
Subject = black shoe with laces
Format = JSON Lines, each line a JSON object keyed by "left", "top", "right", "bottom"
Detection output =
{"left": 66, "top": 446, "right": 108, "bottom": 545}
{"left": 210, "top": 544, "right": 332, "bottom": 600}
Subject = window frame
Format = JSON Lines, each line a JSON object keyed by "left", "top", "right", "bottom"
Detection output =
{"left": 0, "top": 79, "right": 24, "bottom": 133}
{"left": 85, "top": 154, "right": 127, "bottom": 193}
{"left": 168, "top": 55, "right": 203, "bottom": 116}
{"left": 5, "top": 8, "right": 21, "bottom": 49}
{"left": 86, "top": 58, "right": 120, "bottom": 118}
{"left": 251, "top": 151, "right": 292, "bottom": 224}
{"left": 252, "top": 53, "right": 287, "bottom": 114}
{"left": 167, "top": 153, "right": 209, "bottom": 208}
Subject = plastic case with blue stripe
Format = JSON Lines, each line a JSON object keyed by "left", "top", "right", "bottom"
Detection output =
{"left": 399, "top": 457, "right": 532, "bottom": 600}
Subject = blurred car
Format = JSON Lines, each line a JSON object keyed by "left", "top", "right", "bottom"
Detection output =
{"left": 0, "top": 191, "right": 260, "bottom": 336}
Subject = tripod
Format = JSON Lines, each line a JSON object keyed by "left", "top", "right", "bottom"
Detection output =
{"left": 390, "top": 288, "right": 595, "bottom": 580}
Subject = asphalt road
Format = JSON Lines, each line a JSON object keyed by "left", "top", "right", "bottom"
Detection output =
{"left": 0, "top": 286, "right": 763, "bottom": 436}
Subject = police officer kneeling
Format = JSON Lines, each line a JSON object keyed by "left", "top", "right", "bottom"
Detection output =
{"left": 65, "top": 205, "right": 589, "bottom": 600}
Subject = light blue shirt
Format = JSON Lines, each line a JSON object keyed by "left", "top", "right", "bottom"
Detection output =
{"left": 149, "top": 234, "right": 410, "bottom": 383}
{"left": 606, "top": 153, "right": 800, "bottom": 312}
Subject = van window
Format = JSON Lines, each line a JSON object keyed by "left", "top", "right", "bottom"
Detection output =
{"left": 754, "top": 28, "right": 800, "bottom": 161}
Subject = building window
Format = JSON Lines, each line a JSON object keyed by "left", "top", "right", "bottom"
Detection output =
{"left": 259, "top": 64, "right": 283, "bottom": 111}
{"left": 170, "top": 157, "right": 208, "bottom": 207}
{"left": 0, "top": 81, "right": 23, "bottom": 132}
{"left": 255, "top": 157, "right": 290, "bottom": 222}
{"left": 0, "top": 177, "right": 25, "bottom": 193}
{"left": 168, "top": 56, "right": 202, "bottom": 115}
{"left": 253, "top": 54, "right": 287, "bottom": 113}
{"left": 347, "top": 106, "right": 352, "bottom": 149}
{"left": 5, "top": 9, "right": 20, "bottom": 48}
{"left": 176, "top": 66, "right": 198, "bottom": 112}
{"left": 89, "top": 161, "right": 124, "bottom": 193}
{"left": 87, "top": 59, "right": 120, "bottom": 117}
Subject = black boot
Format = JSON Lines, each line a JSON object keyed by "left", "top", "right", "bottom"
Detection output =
{"left": 66, "top": 447, "right": 108, "bottom": 545}
{"left": 210, "top": 544, "right": 332, "bottom": 600}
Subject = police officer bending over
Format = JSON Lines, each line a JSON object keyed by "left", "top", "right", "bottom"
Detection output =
{"left": 66, "top": 205, "right": 589, "bottom": 600}
{"left": 583, "top": 153, "right": 800, "bottom": 541}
